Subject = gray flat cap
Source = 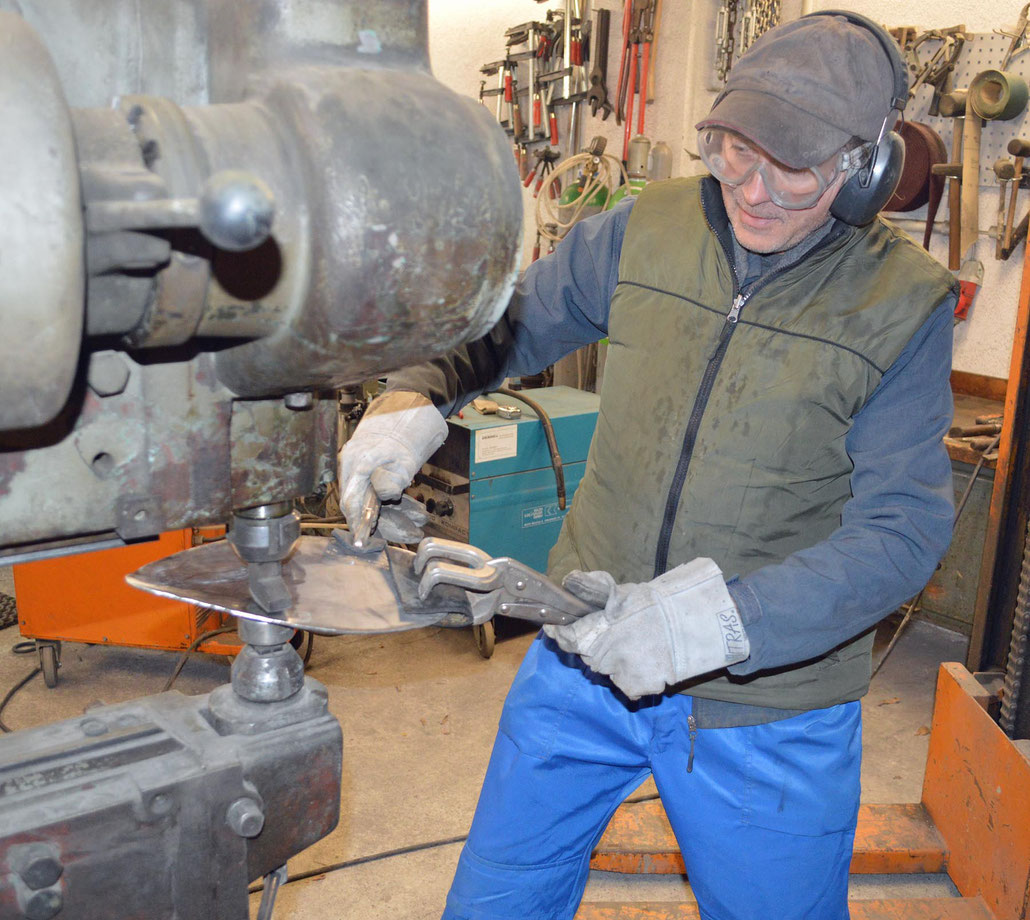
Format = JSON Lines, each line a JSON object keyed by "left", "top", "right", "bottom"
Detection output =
{"left": 697, "top": 14, "right": 903, "bottom": 167}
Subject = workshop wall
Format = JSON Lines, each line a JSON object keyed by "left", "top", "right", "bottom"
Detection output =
{"left": 428, "top": 1, "right": 1027, "bottom": 379}
{"left": 802, "top": 1, "right": 1025, "bottom": 400}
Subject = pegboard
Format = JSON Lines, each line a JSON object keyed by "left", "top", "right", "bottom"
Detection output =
{"left": 907, "top": 30, "right": 1030, "bottom": 192}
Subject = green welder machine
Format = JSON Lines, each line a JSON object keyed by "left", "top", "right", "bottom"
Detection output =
{"left": 408, "top": 386, "right": 600, "bottom": 657}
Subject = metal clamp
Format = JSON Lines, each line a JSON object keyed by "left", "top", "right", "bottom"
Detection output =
{"left": 412, "top": 537, "right": 593, "bottom": 626}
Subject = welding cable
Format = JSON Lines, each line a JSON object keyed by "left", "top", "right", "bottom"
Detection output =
{"left": 0, "top": 666, "right": 41, "bottom": 733}
{"left": 496, "top": 386, "right": 567, "bottom": 509}
{"left": 246, "top": 791, "right": 662, "bottom": 895}
{"left": 536, "top": 151, "right": 629, "bottom": 243}
{"left": 162, "top": 626, "right": 239, "bottom": 692}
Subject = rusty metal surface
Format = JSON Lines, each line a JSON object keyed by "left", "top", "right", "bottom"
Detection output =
{"left": 923, "top": 663, "right": 1030, "bottom": 920}
{"left": 229, "top": 398, "right": 336, "bottom": 507}
{"left": 590, "top": 800, "right": 948, "bottom": 876}
{"left": 574, "top": 899, "right": 995, "bottom": 920}
{"left": 205, "top": 68, "right": 522, "bottom": 396}
{"left": 852, "top": 804, "right": 948, "bottom": 875}
{"left": 0, "top": 358, "right": 339, "bottom": 553}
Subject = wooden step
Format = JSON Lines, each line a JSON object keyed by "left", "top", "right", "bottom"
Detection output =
{"left": 576, "top": 896, "right": 994, "bottom": 920}
{"left": 590, "top": 802, "right": 947, "bottom": 875}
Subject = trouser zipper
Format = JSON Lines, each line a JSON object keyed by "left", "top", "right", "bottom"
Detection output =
{"left": 687, "top": 714, "right": 698, "bottom": 773}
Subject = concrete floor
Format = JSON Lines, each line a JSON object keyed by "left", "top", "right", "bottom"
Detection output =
{"left": 0, "top": 568, "right": 968, "bottom": 918}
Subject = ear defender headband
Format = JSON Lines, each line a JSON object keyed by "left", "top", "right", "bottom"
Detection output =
{"left": 803, "top": 10, "right": 908, "bottom": 225}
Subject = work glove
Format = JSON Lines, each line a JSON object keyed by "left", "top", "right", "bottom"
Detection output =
{"left": 543, "top": 558, "right": 749, "bottom": 700}
{"left": 338, "top": 390, "right": 449, "bottom": 529}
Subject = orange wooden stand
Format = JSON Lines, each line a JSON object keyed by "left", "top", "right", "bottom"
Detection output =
{"left": 578, "top": 664, "right": 1030, "bottom": 920}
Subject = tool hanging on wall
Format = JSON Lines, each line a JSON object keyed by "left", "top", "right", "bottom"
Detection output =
{"left": 931, "top": 91, "right": 967, "bottom": 270}
{"left": 615, "top": 0, "right": 633, "bottom": 124}
{"left": 616, "top": 0, "right": 657, "bottom": 160}
{"left": 524, "top": 147, "right": 562, "bottom": 199}
{"left": 713, "top": 0, "right": 781, "bottom": 84}
{"left": 934, "top": 87, "right": 983, "bottom": 264}
{"left": 715, "top": 0, "right": 739, "bottom": 83}
{"left": 999, "top": 2, "right": 1030, "bottom": 70}
{"left": 1003, "top": 137, "right": 1030, "bottom": 258}
{"left": 969, "top": 67, "right": 1030, "bottom": 123}
{"left": 738, "top": 0, "right": 780, "bottom": 57}
{"left": 903, "top": 26, "right": 967, "bottom": 116}
{"left": 995, "top": 157, "right": 1018, "bottom": 259}
{"left": 586, "top": 8, "right": 613, "bottom": 119}
{"left": 960, "top": 66, "right": 1030, "bottom": 260}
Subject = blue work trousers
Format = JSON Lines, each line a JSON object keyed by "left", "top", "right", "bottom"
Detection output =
{"left": 443, "top": 635, "right": 862, "bottom": 920}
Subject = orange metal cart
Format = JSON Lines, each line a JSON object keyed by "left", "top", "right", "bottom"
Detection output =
{"left": 13, "top": 529, "right": 240, "bottom": 687}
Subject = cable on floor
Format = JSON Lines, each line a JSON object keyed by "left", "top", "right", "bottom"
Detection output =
{"left": 0, "top": 666, "right": 41, "bottom": 733}
{"left": 245, "top": 791, "right": 663, "bottom": 895}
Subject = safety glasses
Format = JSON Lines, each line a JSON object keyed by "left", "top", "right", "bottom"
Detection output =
{"left": 697, "top": 127, "right": 864, "bottom": 210}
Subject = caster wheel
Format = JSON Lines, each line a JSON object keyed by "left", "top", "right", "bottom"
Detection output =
{"left": 39, "top": 642, "right": 60, "bottom": 689}
{"left": 473, "top": 621, "right": 495, "bottom": 659}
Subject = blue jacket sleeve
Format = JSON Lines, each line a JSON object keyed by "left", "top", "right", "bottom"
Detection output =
{"left": 726, "top": 297, "right": 956, "bottom": 673}
{"left": 385, "top": 200, "right": 633, "bottom": 417}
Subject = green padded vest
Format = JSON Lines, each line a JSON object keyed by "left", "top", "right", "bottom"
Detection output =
{"left": 548, "top": 176, "right": 956, "bottom": 711}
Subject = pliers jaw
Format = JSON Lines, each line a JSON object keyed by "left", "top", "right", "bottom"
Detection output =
{"left": 413, "top": 537, "right": 594, "bottom": 626}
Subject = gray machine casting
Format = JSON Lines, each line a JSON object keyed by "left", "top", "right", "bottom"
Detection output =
{"left": 0, "top": 2, "right": 523, "bottom": 917}
{"left": 0, "top": 0, "right": 522, "bottom": 561}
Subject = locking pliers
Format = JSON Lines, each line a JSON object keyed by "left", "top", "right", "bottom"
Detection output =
{"left": 413, "top": 537, "right": 593, "bottom": 626}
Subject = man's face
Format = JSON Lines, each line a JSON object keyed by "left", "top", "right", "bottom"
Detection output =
{"left": 720, "top": 162, "right": 845, "bottom": 254}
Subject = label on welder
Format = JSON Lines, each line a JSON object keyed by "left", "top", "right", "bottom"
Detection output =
{"left": 475, "top": 425, "right": 518, "bottom": 463}
{"left": 521, "top": 503, "right": 565, "bottom": 529}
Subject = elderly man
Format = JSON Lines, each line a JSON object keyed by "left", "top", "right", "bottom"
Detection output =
{"left": 340, "top": 11, "right": 957, "bottom": 919}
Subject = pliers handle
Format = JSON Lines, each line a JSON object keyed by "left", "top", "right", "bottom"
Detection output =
{"left": 413, "top": 537, "right": 594, "bottom": 626}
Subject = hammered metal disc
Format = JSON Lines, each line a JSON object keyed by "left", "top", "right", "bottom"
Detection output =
{"left": 127, "top": 536, "right": 470, "bottom": 635}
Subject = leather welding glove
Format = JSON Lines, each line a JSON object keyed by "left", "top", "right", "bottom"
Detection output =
{"left": 543, "top": 558, "right": 749, "bottom": 700}
{"left": 338, "top": 390, "right": 449, "bottom": 527}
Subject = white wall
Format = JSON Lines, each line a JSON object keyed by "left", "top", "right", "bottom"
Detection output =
{"left": 429, "top": 1, "right": 1029, "bottom": 379}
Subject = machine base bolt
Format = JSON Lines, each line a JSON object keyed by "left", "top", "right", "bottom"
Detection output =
{"left": 21, "top": 887, "right": 62, "bottom": 920}
{"left": 226, "top": 796, "right": 265, "bottom": 838}
{"left": 12, "top": 843, "right": 63, "bottom": 890}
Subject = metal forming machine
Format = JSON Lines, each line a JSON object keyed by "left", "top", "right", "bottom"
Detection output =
{"left": 0, "top": 2, "right": 522, "bottom": 917}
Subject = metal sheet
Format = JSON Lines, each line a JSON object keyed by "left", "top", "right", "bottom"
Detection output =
{"left": 127, "top": 536, "right": 469, "bottom": 634}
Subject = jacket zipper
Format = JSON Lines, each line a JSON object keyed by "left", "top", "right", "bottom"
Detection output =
{"left": 653, "top": 292, "right": 746, "bottom": 576}
{"left": 651, "top": 222, "right": 825, "bottom": 578}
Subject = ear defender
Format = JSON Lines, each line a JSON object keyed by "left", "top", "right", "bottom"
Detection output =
{"left": 831, "top": 130, "right": 906, "bottom": 225}
{"left": 806, "top": 10, "right": 909, "bottom": 225}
